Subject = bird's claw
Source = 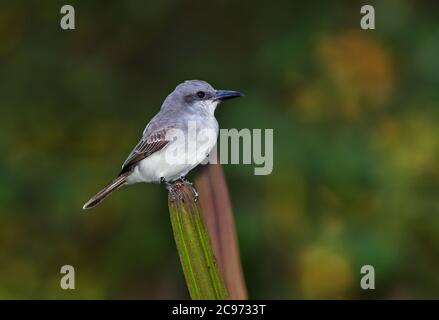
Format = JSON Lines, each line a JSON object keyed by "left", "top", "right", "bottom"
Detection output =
{"left": 182, "top": 178, "right": 198, "bottom": 201}
{"left": 167, "top": 181, "right": 184, "bottom": 202}
{"left": 192, "top": 187, "right": 199, "bottom": 202}
{"left": 179, "top": 176, "right": 193, "bottom": 185}
{"left": 167, "top": 178, "right": 199, "bottom": 202}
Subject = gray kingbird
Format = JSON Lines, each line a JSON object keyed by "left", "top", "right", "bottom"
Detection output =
{"left": 83, "top": 80, "right": 243, "bottom": 209}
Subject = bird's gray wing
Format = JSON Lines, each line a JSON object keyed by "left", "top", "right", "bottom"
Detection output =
{"left": 120, "top": 128, "right": 171, "bottom": 174}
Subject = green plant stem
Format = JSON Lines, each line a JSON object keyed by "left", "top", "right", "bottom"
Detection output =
{"left": 194, "top": 162, "right": 248, "bottom": 299}
{"left": 168, "top": 181, "right": 229, "bottom": 300}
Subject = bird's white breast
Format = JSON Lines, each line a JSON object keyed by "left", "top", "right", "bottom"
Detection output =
{"left": 126, "top": 115, "right": 218, "bottom": 184}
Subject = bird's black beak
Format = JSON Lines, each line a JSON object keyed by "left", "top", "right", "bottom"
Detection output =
{"left": 214, "top": 90, "right": 244, "bottom": 101}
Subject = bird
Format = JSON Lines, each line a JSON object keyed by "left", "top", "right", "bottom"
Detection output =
{"left": 83, "top": 80, "right": 243, "bottom": 209}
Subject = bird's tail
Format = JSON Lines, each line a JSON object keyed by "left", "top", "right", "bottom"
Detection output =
{"left": 82, "top": 172, "right": 130, "bottom": 210}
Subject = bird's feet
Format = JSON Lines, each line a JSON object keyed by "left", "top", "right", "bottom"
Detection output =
{"left": 166, "top": 177, "right": 199, "bottom": 202}
{"left": 179, "top": 176, "right": 198, "bottom": 202}
{"left": 191, "top": 185, "right": 199, "bottom": 202}
{"left": 179, "top": 176, "right": 191, "bottom": 184}
{"left": 167, "top": 180, "right": 184, "bottom": 202}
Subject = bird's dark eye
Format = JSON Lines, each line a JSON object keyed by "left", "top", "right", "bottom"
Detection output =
{"left": 196, "top": 91, "right": 205, "bottom": 99}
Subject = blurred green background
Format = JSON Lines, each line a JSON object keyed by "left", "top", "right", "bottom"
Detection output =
{"left": 0, "top": 0, "right": 438, "bottom": 299}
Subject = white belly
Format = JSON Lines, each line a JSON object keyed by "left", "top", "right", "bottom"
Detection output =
{"left": 126, "top": 120, "right": 218, "bottom": 184}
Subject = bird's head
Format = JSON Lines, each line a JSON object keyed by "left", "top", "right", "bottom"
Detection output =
{"left": 162, "top": 80, "right": 243, "bottom": 114}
